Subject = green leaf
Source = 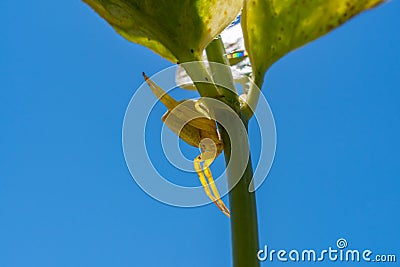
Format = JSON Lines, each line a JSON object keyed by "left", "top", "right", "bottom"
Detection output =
{"left": 83, "top": 0, "right": 243, "bottom": 63}
{"left": 242, "top": 0, "right": 385, "bottom": 86}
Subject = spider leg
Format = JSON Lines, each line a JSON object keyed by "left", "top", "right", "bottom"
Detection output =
{"left": 194, "top": 154, "right": 230, "bottom": 217}
{"left": 203, "top": 158, "right": 230, "bottom": 217}
{"left": 194, "top": 157, "right": 223, "bottom": 213}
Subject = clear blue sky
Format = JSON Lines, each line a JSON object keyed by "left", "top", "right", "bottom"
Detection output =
{"left": 1, "top": 1, "right": 399, "bottom": 266}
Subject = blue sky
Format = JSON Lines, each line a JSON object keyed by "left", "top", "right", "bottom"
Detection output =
{"left": 1, "top": 1, "right": 399, "bottom": 266}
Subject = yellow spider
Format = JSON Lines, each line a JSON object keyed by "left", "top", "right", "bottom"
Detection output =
{"left": 143, "top": 73, "right": 230, "bottom": 217}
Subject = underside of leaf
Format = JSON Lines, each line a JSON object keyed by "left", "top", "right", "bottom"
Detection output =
{"left": 83, "top": 0, "right": 242, "bottom": 63}
{"left": 242, "top": 0, "right": 386, "bottom": 86}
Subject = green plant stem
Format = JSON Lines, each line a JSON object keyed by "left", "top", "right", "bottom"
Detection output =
{"left": 220, "top": 119, "right": 259, "bottom": 267}
{"left": 181, "top": 59, "right": 221, "bottom": 99}
{"left": 205, "top": 37, "right": 260, "bottom": 267}
{"left": 241, "top": 69, "right": 265, "bottom": 120}
{"left": 205, "top": 36, "right": 240, "bottom": 110}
